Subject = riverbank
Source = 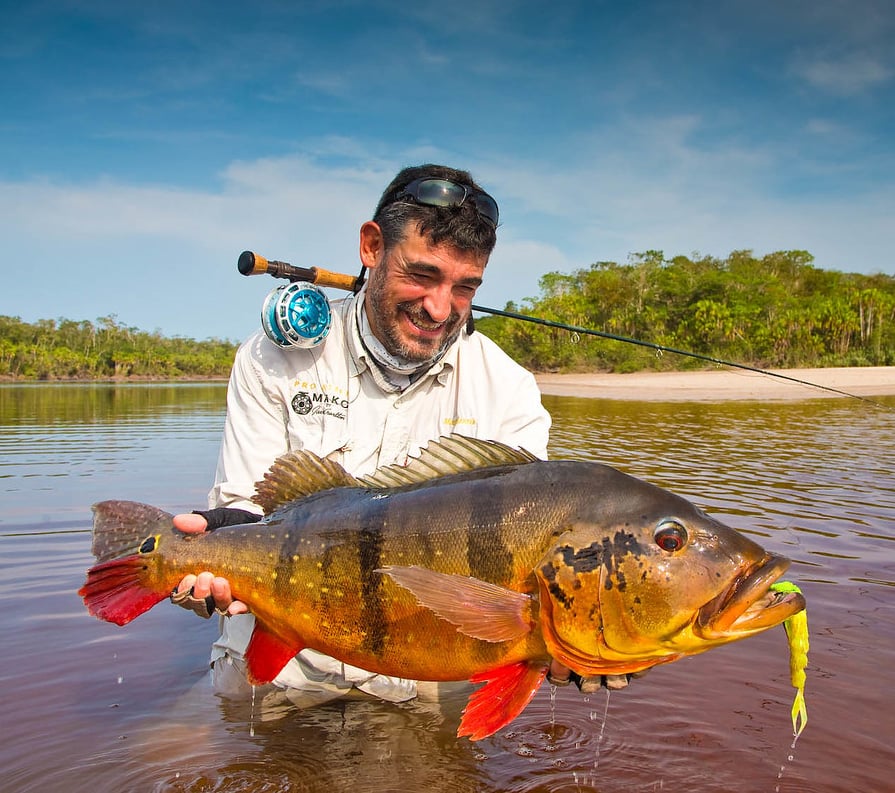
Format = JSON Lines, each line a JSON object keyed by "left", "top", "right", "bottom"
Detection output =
{"left": 535, "top": 366, "right": 895, "bottom": 402}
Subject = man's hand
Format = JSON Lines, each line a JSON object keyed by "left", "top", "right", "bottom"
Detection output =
{"left": 547, "top": 659, "right": 647, "bottom": 692}
{"left": 170, "top": 513, "right": 249, "bottom": 618}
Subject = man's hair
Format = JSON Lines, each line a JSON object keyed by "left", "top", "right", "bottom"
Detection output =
{"left": 372, "top": 164, "right": 497, "bottom": 257}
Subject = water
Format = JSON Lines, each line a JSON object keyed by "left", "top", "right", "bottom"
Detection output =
{"left": 1, "top": 383, "right": 893, "bottom": 792}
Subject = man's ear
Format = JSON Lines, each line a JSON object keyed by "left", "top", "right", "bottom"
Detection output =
{"left": 359, "top": 221, "right": 384, "bottom": 269}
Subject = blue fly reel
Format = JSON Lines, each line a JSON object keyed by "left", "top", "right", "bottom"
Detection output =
{"left": 261, "top": 282, "right": 332, "bottom": 348}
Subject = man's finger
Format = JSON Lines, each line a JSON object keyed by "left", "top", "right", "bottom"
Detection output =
{"left": 171, "top": 572, "right": 217, "bottom": 619}
{"left": 170, "top": 587, "right": 216, "bottom": 619}
{"left": 173, "top": 513, "right": 208, "bottom": 534}
{"left": 603, "top": 674, "right": 630, "bottom": 690}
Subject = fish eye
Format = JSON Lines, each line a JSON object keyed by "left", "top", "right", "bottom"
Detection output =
{"left": 654, "top": 521, "right": 688, "bottom": 552}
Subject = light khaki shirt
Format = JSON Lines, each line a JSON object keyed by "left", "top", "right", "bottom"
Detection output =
{"left": 209, "top": 292, "right": 550, "bottom": 513}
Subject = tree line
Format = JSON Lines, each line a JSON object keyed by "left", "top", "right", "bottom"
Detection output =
{"left": 3, "top": 249, "right": 893, "bottom": 380}
{"left": 476, "top": 250, "right": 895, "bottom": 372}
{"left": 0, "top": 314, "right": 237, "bottom": 379}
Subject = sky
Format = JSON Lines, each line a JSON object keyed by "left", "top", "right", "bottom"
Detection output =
{"left": 2, "top": 0, "right": 893, "bottom": 341}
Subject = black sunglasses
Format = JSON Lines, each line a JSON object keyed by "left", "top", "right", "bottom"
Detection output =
{"left": 390, "top": 178, "right": 499, "bottom": 227}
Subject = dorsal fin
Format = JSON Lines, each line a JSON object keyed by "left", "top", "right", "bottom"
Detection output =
{"left": 360, "top": 435, "right": 537, "bottom": 489}
{"left": 252, "top": 450, "right": 363, "bottom": 514}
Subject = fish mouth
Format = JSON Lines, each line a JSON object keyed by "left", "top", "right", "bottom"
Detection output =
{"left": 696, "top": 554, "right": 806, "bottom": 638}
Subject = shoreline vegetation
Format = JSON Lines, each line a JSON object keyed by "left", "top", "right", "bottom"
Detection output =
{"left": 475, "top": 250, "right": 894, "bottom": 373}
{"left": 2, "top": 249, "right": 894, "bottom": 400}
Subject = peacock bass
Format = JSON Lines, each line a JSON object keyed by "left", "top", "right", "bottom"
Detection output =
{"left": 79, "top": 436, "right": 807, "bottom": 740}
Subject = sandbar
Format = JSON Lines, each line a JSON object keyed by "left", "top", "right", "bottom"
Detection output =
{"left": 534, "top": 366, "right": 895, "bottom": 402}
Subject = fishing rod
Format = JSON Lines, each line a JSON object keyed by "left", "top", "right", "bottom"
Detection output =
{"left": 237, "top": 251, "right": 891, "bottom": 410}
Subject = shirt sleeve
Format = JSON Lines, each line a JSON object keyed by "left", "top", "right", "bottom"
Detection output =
{"left": 467, "top": 331, "right": 551, "bottom": 460}
{"left": 207, "top": 336, "right": 290, "bottom": 512}
{"left": 493, "top": 367, "right": 551, "bottom": 460}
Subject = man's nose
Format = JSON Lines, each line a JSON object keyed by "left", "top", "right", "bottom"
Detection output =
{"left": 422, "top": 284, "right": 453, "bottom": 323}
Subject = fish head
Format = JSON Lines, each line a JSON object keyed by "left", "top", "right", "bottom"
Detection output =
{"left": 534, "top": 466, "right": 806, "bottom": 676}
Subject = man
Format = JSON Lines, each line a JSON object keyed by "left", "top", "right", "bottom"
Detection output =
{"left": 173, "top": 163, "right": 551, "bottom": 704}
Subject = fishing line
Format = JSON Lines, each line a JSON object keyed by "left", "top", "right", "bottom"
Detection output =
{"left": 0, "top": 529, "right": 91, "bottom": 538}
{"left": 472, "top": 303, "right": 893, "bottom": 411}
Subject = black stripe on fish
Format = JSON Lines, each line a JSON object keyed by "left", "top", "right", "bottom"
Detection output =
{"left": 357, "top": 502, "right": 388, "bottom": 655}
{"left": 466, "top": 478, "right": 514, "bottom": 584}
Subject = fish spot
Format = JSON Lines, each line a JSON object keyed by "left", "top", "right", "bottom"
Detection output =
{"left": 539, "top": 560, "right": 574, "bottom": 607}
{"left": 549, "top": 582, "right": 573, "bottom": 607}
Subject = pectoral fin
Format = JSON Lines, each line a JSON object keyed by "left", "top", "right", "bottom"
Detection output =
{"left": 244, "top": 621, "right": 305, "bottom": 685}
{"left": 459, "top": 661, "right": 549, "bottom": 740}
{"left": 378, "top": 565, "right": 533, "bottom": 643}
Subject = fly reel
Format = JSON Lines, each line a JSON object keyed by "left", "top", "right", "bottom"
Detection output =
{"left": 261, "top": 282, "right": 332, "bottom": 349}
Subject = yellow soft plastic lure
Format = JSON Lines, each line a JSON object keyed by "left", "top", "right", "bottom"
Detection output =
{"left": 770, "top": 581, "right": 808, "bottom": 737}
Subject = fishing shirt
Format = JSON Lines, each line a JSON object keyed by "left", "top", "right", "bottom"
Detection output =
{"left": 208, "top": 291, "right": 551, "bottom": 512}
{"left": 206, "top": 289, "right": 551, "bottom": 699}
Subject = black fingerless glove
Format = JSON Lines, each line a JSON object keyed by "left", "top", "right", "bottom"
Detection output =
{"left": 192, "top": 507, "right": 262, "bottom": 531}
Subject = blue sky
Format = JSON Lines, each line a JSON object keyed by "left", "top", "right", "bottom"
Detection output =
{"left": 2, "top": 0, "right": 893, "bottom": 341}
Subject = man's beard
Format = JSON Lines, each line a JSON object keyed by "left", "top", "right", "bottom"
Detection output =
{"left": 365, "top": 283, "right": 465, "bottom": 364}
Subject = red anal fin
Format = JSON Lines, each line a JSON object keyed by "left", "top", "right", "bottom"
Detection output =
{"left": 244, "top": 621, "right": 305, "bottom": 684}
{"left": 378, "top": 565, "right": 532, "bottom": 642}
{"left": 78, "top": 556, "right": 169, "bottom": 626}
{"left": 458, "top": 661, "right": 548, "bottom": 741}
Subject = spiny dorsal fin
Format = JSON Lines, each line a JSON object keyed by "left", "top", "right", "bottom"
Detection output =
{"left": 360, "top": 435, "right": 537, "bottom": 489}
{"left": 252, "top": 450, "right": 363, "bottom": 514}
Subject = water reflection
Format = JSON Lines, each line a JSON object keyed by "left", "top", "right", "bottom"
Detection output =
{"left": 0, "top": 383, "right": 227, "bottom": 525}
{"left": 1, "top": 384, "right": 894, "bottom": 793}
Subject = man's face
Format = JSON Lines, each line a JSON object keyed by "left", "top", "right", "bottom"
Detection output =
{"left": 364, "top": 225, "right": 487, "bottom": 363}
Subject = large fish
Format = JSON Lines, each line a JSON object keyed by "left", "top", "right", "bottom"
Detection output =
{"left": 79, "top": 436, "right": 805, "bottom": 740}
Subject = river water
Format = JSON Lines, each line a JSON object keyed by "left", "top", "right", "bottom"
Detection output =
{"left": 1, "top": 382, "right": 893, "bottom": 793}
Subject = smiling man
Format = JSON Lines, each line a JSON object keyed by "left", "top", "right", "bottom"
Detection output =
{"left": 173, "top": 164, "right": 551, "bottom": 704}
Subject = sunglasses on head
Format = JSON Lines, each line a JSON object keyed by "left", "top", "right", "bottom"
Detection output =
{"left": 390, "top": 178, "right": 499, "bottom": 227}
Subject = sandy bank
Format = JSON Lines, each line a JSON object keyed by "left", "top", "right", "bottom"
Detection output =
{"left": 535, "top": 366, "right": 895, "bottom": 402}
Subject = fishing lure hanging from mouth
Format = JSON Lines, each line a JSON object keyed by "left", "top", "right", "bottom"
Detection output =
{"left": 770, "top": 581, "right": 809, "bottom": 737}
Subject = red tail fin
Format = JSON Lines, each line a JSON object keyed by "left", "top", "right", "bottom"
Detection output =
{"left": 79, "top": 500, "right": 180, "bottom": 625}
{"left": 79, "top": 556, "right": 169, "bottom": 625}
{"left": 458, "top": 661, "right": 548, "bottom": 740}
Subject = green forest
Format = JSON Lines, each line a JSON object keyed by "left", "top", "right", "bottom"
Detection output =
{"left": 0, "top": 314, "right": 238, "bottom": 379}
{"left": 2, "top": 249, "right": 894, "bottom": 380}
{"left": 476, "top": 249, "right": 895, "bottom": 372}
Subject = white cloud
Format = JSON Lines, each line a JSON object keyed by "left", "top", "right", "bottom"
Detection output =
{"left": 792, "top": 53, "right": 892, "bottom": 96}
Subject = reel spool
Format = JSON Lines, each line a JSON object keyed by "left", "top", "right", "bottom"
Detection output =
{"left": 261, "top": 282, "right": 332, "bottom": 348}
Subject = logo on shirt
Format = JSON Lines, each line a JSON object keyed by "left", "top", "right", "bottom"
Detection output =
{"left": 291, "top": 389, "right": 350, "bottom": 420}
{"left": 291, "top": 392, "right": 314, "bottom": 415}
